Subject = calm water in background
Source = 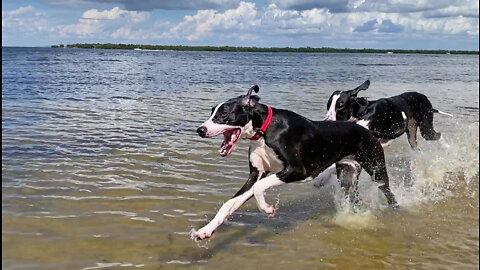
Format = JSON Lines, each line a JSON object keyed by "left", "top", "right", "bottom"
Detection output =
{"left": 2, "top": 47, "right": 479, "bottom": 269}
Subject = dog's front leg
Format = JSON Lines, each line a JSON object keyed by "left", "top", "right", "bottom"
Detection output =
{"left": 194, "top": 194, "right": 252, "bottom": 240}
{"left": 194, "top": 168, "right": 262, "bottom": 240}
{"left": 252, "top": 174, "right": 285, "bottom": 217}
{"left": 253, "top": 166, "right": 308, "bottom": 217}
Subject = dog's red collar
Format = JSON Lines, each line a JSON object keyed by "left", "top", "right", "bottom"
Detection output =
{"left": 248, "top": 105, "right": 273, "bottom": 141}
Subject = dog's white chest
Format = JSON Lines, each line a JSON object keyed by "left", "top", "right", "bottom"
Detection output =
{"left": 356, "top": 119, "right": 370, "bottom": 129}
{"left": 249, "top": 139, "right": 284, "bottom": 174}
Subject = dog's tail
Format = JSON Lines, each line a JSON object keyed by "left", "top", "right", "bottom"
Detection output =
{"left": 369, "top": 111, "right": 408, "bottom": 140}
{"left": 432, "top": 108, "right": 453, "bottom": 117}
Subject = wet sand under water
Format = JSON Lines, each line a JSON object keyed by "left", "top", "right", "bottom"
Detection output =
{"left": 3, "top": 125, "right": 478, "bottom": 270}
{"left": 2, "top": 48, "right": 479, "bottom": 269}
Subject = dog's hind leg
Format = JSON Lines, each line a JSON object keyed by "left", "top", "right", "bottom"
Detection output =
{"left": 418, "top": 111, "right": 441, "bottom": 141}
{"left": 336, "top": 159, "right": 362, "bottom": 206}
{"left": 406, "top": 118, "right": 418, "bottom": 149}
{"left": 357, "top": 143, "right": 398, "bottom": 207}
{"left": 369, "top": 166, "right": 397, "bottom": 207}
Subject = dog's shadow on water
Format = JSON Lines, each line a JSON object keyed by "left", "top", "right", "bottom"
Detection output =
{"left": 172, "top": 188, "right": 340, "bottom": 265}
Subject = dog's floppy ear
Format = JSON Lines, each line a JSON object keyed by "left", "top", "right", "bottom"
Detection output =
{"left": 242, "top": 85, "right": 260, "bottom": 107}
{"left": 246, "top": 85, "right": 259, "bottom": 99}
{"left": 247, "top": 95, "right": 260, "bottom": 107}
{"left": 352, "top": 97, "right": 368, "bottom": 116}
{"left": 350, "top": 80, "right": 370, "bottom": 96}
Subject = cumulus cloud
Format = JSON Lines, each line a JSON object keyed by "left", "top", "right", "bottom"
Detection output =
{"left": 2, "top": 6, "right": 52, "bottom": 34}
{"left": 265, "top": 0, "right": 349, "bottom": 12}
{"left": 3, "top": 0, "right": 479, "bottom": 48}
{"left": 352, "top": 0, "right": 453, "bottom": 13}
{"left": 38, "top": 0, "right": 240, "bottom": 11}
{"left": 355, "top": 19, "right": 403, "bottom": 33}
{"left": 59, "top": 7, "right": 149, "bottom": 37}
{"left": 164, "top": 1, "right": 258, "bottom": 40}
{"left": 164, "top": 0, "right": 478, "bottom": 41}
{"left": 422, "top": 2, "right": 479, "bottom": 18}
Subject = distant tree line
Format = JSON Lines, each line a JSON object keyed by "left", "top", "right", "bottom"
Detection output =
{"left": 51, "top": 43, "right": 479, "bottom": 55}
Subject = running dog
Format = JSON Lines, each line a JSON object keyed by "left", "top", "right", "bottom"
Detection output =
{"left": 193, "top": 85, "right": 398, "bottom": 240}
{"left": 325, "top": 80, "right": 452, "bottom": 149}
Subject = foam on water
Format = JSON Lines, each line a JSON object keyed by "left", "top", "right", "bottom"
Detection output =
{"left": 332, "top": 207, "right": 380, "bottom": 230}
{"left": 331, "top": 122, "right": 479, "bottom": 229}
{"left": 398, "top": 121, "right": 479, "bottom": 205}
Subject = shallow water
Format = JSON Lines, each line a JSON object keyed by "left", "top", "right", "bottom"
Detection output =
{"left": 2, "top": 47, "right": 479, "bottom": 269}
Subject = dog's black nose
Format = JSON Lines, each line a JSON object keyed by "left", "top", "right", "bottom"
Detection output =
{"left": 197, "top": 126, "right": 207, "bottom": 138}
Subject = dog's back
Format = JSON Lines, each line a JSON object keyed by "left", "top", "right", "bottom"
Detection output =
{"left": 358, "top": 91, "right": 441, "bottom": 147}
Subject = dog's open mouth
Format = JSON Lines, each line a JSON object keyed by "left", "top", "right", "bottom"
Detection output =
{"left": 219, "top": 128, "right": 242, "bottom": 157}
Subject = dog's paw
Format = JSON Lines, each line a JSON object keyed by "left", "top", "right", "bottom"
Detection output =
{"left": 192, "top": 227, "right": 214, "bottom": 240}
{"left": 265, "top": 204, "right": 278, "bottom": 218}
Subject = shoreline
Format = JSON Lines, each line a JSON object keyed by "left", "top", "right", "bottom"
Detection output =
{"left": 50, "top": 43, "right": 479, "bottom": 55}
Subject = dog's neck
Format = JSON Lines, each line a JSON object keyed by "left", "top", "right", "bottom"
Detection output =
{"left": 249, "top": 103, "right": 269, "bottom": 128}
{"left": 351, "top": 98, "right": 370, "bottom": 118}
{"left": 242, "top": 103, "right": 271, "bottom": 139}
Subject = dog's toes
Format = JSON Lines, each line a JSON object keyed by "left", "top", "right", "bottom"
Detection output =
{"left": 266, "top": 204, "right": 277, "bottom": 218}
{"left": 195, "top": 230, "right": 214, "bottom": 240}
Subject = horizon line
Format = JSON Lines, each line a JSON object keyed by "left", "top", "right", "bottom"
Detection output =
{"left": 3, "top": 44, "right": 479, "bottom": 53}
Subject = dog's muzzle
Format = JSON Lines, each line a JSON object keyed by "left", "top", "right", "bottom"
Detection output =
{"left": 197, "top": 126, "right": 207, "bottom": 138}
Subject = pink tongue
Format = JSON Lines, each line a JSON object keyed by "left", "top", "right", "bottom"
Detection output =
{"left": 220, "top": 131, "right": 238, "bottom": 157}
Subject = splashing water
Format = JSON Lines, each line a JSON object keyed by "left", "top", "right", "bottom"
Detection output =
{"left": 400, "top": 122, "right": 479, "bottom": 205}
{"left": 331, "top": 122, "right": 479, "bottom": 228}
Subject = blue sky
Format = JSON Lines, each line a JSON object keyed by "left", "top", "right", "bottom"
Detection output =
{"left": 2, "top": 0, "right": 479, "bottom": 50}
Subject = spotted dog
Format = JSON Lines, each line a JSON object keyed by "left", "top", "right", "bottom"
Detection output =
{"left": 193, "top": 85, "right": 397, "bottom": 240}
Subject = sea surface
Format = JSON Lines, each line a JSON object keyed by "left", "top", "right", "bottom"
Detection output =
{"left": 2, "top": 47, "right": 479, "bottom": 269}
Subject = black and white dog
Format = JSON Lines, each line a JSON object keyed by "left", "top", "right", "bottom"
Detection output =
{"left": 325, "top": 80, "right": 452, "bottom": 149}
{"left": 314, "top": 80, "right": 452, "bottom": 188}
{"left": 193, "top": 86, "right": 397, "bottom": 240}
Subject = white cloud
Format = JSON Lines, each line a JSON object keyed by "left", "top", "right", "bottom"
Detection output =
{"left": 262, "top": 4, "right": 335, "bottom": 33}
{"left": 3, "top": 0, "right": 478, "bottom": 48}
{"left": 38, "top": 0, "right": 241, "bottom": 11}
{"left": 161, "top": 1, "right": 479, "bottom": 43}
{"left": 82, "top": 7, "right": 149, "bottom": 23}
{"left": 422, "top": 1, "right": 479, "bottom": 18}
{"left": 2, "top": 6, "right": 52, "bottom": 34}
{"left": 352, "top": 0, "right": 453, "bottom": 13}
{"left": 9, "top": 6, "right": 36, "bottom": 16}
{"left": 59, "top": 7, "right": 149, "bottom": 37}
{"left": 164, "top": 1, "right": 258, "bottom": 40}
{"left": 266, "top": 0, "right": 349, "bottom": 12}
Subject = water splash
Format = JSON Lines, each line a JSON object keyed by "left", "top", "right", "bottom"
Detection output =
{"left": 332, "top": 208, "right": 380, "bottom": 230}
{"left": 332, "top": 122, "right": 479, "bottom": 228}
{"left": 189, "top": 228, "right": 210, "bottom": 249}
{"left": 398, "top": 122, "right": 479, "bottom": 206}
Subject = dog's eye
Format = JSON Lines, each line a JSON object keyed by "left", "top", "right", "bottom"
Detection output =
{"left": 220, "top": 111, "right": 229, "bottom": 118}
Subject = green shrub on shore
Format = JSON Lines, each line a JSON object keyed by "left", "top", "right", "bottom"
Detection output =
{"left": 51, "top": 43, "right": 479, "bottom": 55}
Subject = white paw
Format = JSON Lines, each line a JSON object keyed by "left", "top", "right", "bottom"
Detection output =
{"left": 194, "top": 229, "right": 213, "bottom": 240}
{"left": 193, "top": 226, "right": 214, "bottom": 240}
{"left": 265, "top": 204, "right": 278, "bottom": 218}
